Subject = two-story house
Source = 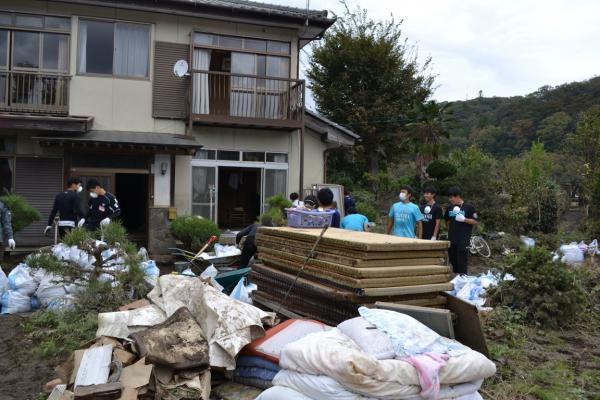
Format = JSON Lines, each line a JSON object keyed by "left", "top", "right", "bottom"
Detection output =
{"left": 0, "top": 0, "right": 357, "bottom": 254}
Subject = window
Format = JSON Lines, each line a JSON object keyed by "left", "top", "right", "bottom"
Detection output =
{"left": 15, "top": 14, "right": 43, "bottom": 29}
{"left": 12, "top": 31, "right": 69, "bottom": 71}
{"left": 267, "top": 40, "right": 290, "bottom": 54}
{"left": 194, "top": 149, "right": 216, "bottom": 160}
{"left": 42, "top": 33, "right": 69, "bottom": 70}
{"left": 266, "top": 153, "right": 288, "bottom": 163}
{"left": 264, "top": 169, "right": 287, "bottom": 202}
{"left": 0, "top": 30, "right": 7, "bottom": 68}
{"left": 0, "top": 13, "right": 70, "bottom": 31}
{"left": 78, "top": 20, "right": 150, "bottom": 78}
{"left": 243, "top": 152, "right": 265, "bottom": 162}
{"left": 217, "top": 150, "right": 240, "bottom": 161}
{"left": 193, "top": 32, "right": 290, "bottom": 55}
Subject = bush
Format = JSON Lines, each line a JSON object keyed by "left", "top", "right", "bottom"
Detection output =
{"left": 266, "top": 194, "right": 292, "bottom": 211}
{"left": 170, "top": 216, "right": 220, "bottom": 253}
{"left": 259, "top": 194, "right": 292, "bottom": 227}
{"left": 0, "top": 193, "right": 41, "bottom": 233}
{"left": 488, "top": 247, "right": 586, "bottom": 328}
{"left": 352, "top": 190, "right": 379, "bottom": 222}
{"left": 426, "top": 159, "right": 457, "bottom": 180}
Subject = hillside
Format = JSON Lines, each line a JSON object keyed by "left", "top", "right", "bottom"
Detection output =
{"left": 445, "top": 76, "right": 600, "bottom": 157}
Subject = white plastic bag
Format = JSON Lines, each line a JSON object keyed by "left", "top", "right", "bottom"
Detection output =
{"left": 559, "top": 243, "right": 584, "bottom": 265}
{"left": 35, "top": 272, "right": 68, "bottom": 308}
{"left": 141, "top": 260, "right": 160, "bottom": 289}
{"left": 138, "top": 247, "right": 149, "bottom": 261}
{"left": 8, "top": 264, "right": 39, "bottom": 296}
{"left": 230, "top": 278, "right": 252, "bottom": 304}
{"left": 1, "top": 290, "right": 32, "bottom": 314}
{"left": 0, "top": 268, "right": 7, "bottom": 297}
{"left": 214, "top": 243, "right": 242, "bottom": 257}
{"left": 200, "top": 265, "right": 218, "bottom": 279}
{"left": 520, "top": 235, "right": 535, "bottom": 249}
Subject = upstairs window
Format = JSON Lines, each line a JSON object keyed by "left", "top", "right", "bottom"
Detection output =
{"left": 78, "top": 19, "right": 150, "bottom": 78}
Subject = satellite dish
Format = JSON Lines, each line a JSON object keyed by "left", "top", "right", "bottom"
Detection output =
{"left": 173, "top": 59, "right": 189, "bottom": 77}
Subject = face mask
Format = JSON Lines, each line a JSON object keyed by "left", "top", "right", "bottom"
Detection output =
{"left": 424, "top": 206, "right": 431, "bottom": 214}
{"left": 453, "top": 206, "right": 461, "bottom": 214}
{"left": 77, "top": 186, "right": 83, "bottom": 193}
{"left": 89, "top": 192, "right": 98, "bottom": 199}
{"left": 399, "top": 192, "right": 407, "bottom": 201}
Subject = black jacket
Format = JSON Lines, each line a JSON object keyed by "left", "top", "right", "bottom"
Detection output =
{"left": 236, "top": 223, "right": 260, "bottom": 248}
{"left": 87, "top": 192, "right": 121, "bottom": 225}
{"left": 48, "top": 190, "right": 83, "bottom": 226}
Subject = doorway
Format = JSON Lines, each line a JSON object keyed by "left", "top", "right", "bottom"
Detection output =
{"left": 115, "top": 173, "right": 149, "bottom": 243}
{"left": 217, "top": 167, "right": 261, "bottom": 229}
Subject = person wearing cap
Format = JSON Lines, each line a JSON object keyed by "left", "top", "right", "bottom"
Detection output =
{"left": 420, "top": 186, "right": 443, "bottom": 240}
{"left": 79, "top": 179, "right": 121, "bottom": 231}
{"left": 444, "top": 186, "right": 478, "bottom": 274}
{"left": 45, "top": 177, "right": 85, "bottom": 238}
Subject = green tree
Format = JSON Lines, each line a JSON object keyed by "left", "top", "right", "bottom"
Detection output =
{"left": 536, "top": 111, "right": 573, "bottom": 151}
{"left": 308, "top": 3, "right": 433, "bottom": 194}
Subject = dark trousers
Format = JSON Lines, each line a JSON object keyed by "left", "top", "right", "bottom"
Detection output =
{"left": 238, "top": 244, "right": 257, "bottom": 268}
{"left": 449, "top": 241, "right": 469, "bottom": 274}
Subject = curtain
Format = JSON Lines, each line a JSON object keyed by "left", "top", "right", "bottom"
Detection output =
{"left": 57, "top": 35, "right": 69, "bottom": 72}
{"left": 230, "top": 52, "right": 256, "bottom": 117}
{"left": 265, "top": 56, "right": 289, "bottom": 119}
{"left": 114, "top": 23, "right": 149, "bottom": 77}
{"left": 78, "top": 22, "right": 87, "bottom": 73}
{"left": 264, "top": 169, "right": 287, "bottom": 212}
{"left": 192, "top": 48, "right": 211, "bottom": 114}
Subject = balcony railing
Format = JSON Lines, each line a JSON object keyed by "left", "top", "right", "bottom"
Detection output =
{"left": 0, "top": 71, "right": 70, "bottom": 115}
{"left": 190, "top": 69, "right": 304, "bottom": 128}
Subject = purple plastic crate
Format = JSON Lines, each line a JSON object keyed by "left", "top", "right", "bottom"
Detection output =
{"left": 286, "top": 208, "right": 335, "bottom": 228}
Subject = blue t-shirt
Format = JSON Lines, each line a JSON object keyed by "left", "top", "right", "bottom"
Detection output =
{"left": 389, "top": 201, "right": 424, "bottom": 238}
{"left": 341, "top": 213, "right": 369, "bottom": 231}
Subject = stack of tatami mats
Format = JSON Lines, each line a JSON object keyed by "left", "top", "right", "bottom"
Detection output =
{"left": 251, "top": 227, "right": 453, "bottom": 325}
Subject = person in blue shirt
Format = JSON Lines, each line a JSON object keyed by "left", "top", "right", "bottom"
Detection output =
{"left": 317, "top": 188, "right": 341, "bottom": 228}
{"left": 386, "top": 185, "right": 424, "bottom": 238}
{"left": 341, "top": 207, "right": 369, "bottom": 232}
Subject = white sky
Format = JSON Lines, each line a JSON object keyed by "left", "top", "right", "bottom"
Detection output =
{"left": 270, "top": 0, "right": 600, "bottom": 102}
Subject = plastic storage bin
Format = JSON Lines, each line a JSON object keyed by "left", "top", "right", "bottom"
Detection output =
{"left": 286, "top": 208, "right": 335, "bottom": 228}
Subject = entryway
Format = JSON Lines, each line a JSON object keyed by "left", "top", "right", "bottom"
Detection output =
{"left": 217, "top": 167, "right": 261, "bottom": 229}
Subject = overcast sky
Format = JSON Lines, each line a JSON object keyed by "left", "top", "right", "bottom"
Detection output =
{"left": 272, "top": 0, "right": 600, "bottom": 103}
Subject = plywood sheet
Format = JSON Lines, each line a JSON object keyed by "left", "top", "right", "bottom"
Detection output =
{"left": 258, "top": 227, "right": 450, "bottom": 252}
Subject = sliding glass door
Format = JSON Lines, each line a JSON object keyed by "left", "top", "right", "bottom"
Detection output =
{"left": 191, "top": 166, "right": 217, "bottom": 222}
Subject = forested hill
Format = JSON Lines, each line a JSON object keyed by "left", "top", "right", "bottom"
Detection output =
{"left": 445, "top": 76, "right": 600, "bottom": 157}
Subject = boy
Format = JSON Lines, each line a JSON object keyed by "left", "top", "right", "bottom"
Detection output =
{"left": 45, "top": 177, "right": 84, "bottom": 238}
{"left": 420, "top": 186, "right": 443, "bottom": 240}
{"left": 316, "top": 188, "right": 341, "bottom": 228}
{"left": 289, "top": 192, "right": 303, "bottom": 208}
{"left": 444, "top": 186, "right": 478, "bottom": 274}
{"left": 80, "top": 179, "right": 121, "bottom": 231}
{"left": 236, "top": 215, "right": 273, "bottom": 267}
{"left": 386, "top": 185, "right": 424, "bottom": 238}
{"left": 341, "top": 207, "right": 369, "bottom": 232}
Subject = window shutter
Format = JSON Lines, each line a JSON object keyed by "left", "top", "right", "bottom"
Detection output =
{"left": 153, "top": 41, "right": 188, "bottom": 119}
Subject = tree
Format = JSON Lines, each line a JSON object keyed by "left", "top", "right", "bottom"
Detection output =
{"left": 307, "top": 3, "right": 433, "bottom": 194}
{"left": 536, "top": 111, "right": 573, "bottom": 151}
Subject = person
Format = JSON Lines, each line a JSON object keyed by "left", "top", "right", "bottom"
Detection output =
{"left": 45, "top": 177, "right": 84, "bottom": 238}
{"left": 386, "top": 185, "right": 424, "bottom": 238}
{"left": 0, "top": 199, "right": 15, "bottom": 258}
{"left": 317, "top": 188, "right": 341, "bottom": 228}
{"left": 303, "top": 194, "right": 318, "bottom": 210}
{"left": 80, "top": 179, "right": 121, "bottom": 231}
{"left": 444, "top": 186, "right": 478, "bottom": 274}
{"left": 420, "top": 186, "right": 443, "bottom": 240}
{"left": 341, "top": 207, "right": 369, "bottom": 232}
{"left": 235, "top": 215, "right": 273, "bottom": 267}
{"left": 343, "top": 188, "right": 356, "bottom": 216}
{"left": 290, "top": 192, "right": 304, "bottom": 208}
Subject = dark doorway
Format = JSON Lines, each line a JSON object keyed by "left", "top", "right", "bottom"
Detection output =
{"left": 218, "top": 167, "right": 261, "bottom": 229}
{"left": 115, "top": 173, "right": 148, "bottom": 244}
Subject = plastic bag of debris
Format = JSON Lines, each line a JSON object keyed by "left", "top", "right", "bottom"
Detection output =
{"left": 1, "top": 289, "right": 32, "bottom": 314}
{"left": 8, "top": 264, "right": 39, "bottom": 296}
{"left": 0, "top": 268, "right": 7, "bottom": 297}
{"left": 142, "top": 260, "right": 160, "bottom": 289}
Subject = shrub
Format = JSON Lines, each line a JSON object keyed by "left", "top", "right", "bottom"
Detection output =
{"left": 0, "top": 193, "right": 41, "bottom": 233}
{"left": 488, "top": 247, "right": 586, "bottom": 328}
{"left": 266, "top": 194, "right": 292, "bottom": 211}
{"left": 352, "top": 189, "right": 379, "bottom": 222}
{"left": 259, "top": 194, "right": 292, "bottom": 227}
{"left": 426, "top": 159, "right": 457, "bottom": 180}
{"left": 170, "top": 216, "right": 220, "bottom": 253}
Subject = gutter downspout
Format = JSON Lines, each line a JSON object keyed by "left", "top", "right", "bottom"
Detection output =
{"left": 297, "top": 37, "right": 305, "bottom": 200}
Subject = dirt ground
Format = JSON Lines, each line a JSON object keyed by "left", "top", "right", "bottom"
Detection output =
{"left": 0, "top": 314, "right": 58, "bottom": 400}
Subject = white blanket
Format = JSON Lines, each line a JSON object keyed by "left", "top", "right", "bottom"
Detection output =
{"left": 279, "top": 329, "right": 496, "bottom": 399}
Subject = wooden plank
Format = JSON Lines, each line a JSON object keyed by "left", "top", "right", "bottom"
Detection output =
{"left": 361, "top": 283, "right": 454, "bottom": 297}
{"left": 443, "top": 293, "right": 490, "bottom": 358}
{"left": 375, "top": 302, "right": 455, "bottom": 339}
{"left": 256, "top": 237, "right": 444, "bottom": 266}
{"left": 74, "top": 382, "right": 121, "bottom": 399}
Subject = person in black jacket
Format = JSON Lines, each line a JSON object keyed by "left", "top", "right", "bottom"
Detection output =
{"left": 80, "top": 179, "right": 121, "bottom": 231}
{"left": 444, "top": 186, "right": 478, "bottom": 274}
{"left": 235, "top": 215, "right": 273, "bottom": 267}
{"left": 45, "top": 177, "right": 84, "bottom": 238}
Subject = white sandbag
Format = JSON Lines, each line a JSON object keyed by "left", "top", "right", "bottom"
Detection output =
{"left": 35, "top": 272, "right": 68, "bottom": 308}
{"left": 214, "top": 243, "right": 242, "bottom": 257}
{"left": 230, "top": 278, "right": 251, "bottom": 304}
{"left": 519, "top": 236, "right": 535, "bottom": 248}
{"left": 559, "top": 243, "right": 584, "bottom": 265}
{"left": 8, "top": 264, "right": 39, "bottom": 296}
{"left": 142, "top": 260, "right": 160, "bottom": 289}
{"left": 0, "top": 268, "right": 7, "bottom": 297}
{"left": 337, "top": 317, "right": 395, "bottom": 360}
{"left": 255, "top": 386, "right": 314, "bottom": 400}
{"left": 1, "top": 290, "right": 32, "bottom": 314}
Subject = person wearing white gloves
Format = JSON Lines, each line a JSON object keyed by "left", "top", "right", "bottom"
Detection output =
{"left": 0, "top": 199, "right": 16, "bottom": 257}
{"left": 420, "top": 186, "right": 443, "bottom": 241}
{"left": 386, "top": 185, "right": 424, "bottom": 238}
{"left": 44, "top": 177, "right": 85, "bottom": 238}
{"left": 80, "top": 178, "right": 121, "bottom": 231}
{"left": 444, "top": 186, "right": 478, "bottom": 274}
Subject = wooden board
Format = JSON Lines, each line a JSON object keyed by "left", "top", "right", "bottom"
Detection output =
{"left": 256, "top": 237, "right": 444, "bottom": 267}
{"left": 256, "top": 234, "right": 447, "bottom": 262}
{"left": 259, "top": 252, "right": 451, "bottom": 288}
{"left": 258, "top": 227, "right": 450, "bottom": 252}
{"left": 375, "top": 302, "right": 455, "bottom": 339}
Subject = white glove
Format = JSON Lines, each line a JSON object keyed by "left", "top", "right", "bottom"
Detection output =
{"left": 44, "top": 226, "right": 52, "bottom": 235}
{"left": 78, "top": 218, "right": 85, "bottom": 227}
{"left": 8, "top": 239, "right": 15, "bottom": 249}
{"left": 455, "top": 213, "right": 466, "bottom": 222}
{"left": 100, "top": 218, "right": 111, "bottom": 226}
{"left": 431, "top": 236, "right": 437, "bottom": 241}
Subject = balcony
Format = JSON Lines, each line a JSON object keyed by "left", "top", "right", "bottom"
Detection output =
{"left": 189, "top": 69, "right": 305, "bottom": 130}
{"left": 0, "top": 71, "right": 70, "bottom": 115}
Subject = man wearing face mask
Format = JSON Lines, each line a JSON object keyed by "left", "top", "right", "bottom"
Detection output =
{"left": 386, "top": 185, "right": 424, "bottom": 238}
{"left": 444, "top": 186, "right": 478, "bottom": 274}
{"left": 79, "top": 179, "right": 121, "bottom": 231}
{"left": 45, "top": 177, "right": 85, "bottom": 238}
{"left": 420, "top": 186, "right": 443, "bottom": 240}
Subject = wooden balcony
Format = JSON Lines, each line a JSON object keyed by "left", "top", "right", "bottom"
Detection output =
{"left": 0, "top": 71, "right": 70, "bottom": 115}
{"left": 189, "top": 69, "right": 304, "bottom": 130}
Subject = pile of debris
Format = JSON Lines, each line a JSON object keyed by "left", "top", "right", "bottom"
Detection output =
{"left": 252, "top": 227, "right": 452, "bottom": 325}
